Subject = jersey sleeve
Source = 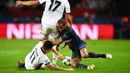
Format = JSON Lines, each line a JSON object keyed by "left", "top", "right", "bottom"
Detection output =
{"left": 61, "top": 33, "right": 69, "bottom": 41}
{"left": 64, "top": 0, "right": 71, "bottom": 13}
{"left": 40, "top": 55, "right": 50, "bottom": 65}
{"left": 61, "top": 30, "right": 72, "bottom": 41}
{"left": 37, "top": 0, "right": 46, "bottom": 4}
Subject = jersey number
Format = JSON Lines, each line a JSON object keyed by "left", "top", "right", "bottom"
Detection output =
{"left": 30, "top": 49, "right": 38, "bottom": 64}
{"left": 49, "top": 0, "right": 61, "bottom": 11}
{"left": 30, "top": 51, "right": 35, "bottom": 64}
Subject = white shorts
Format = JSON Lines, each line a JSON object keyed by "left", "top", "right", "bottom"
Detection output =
{"left": 40, "top": 15, "right": 61, "bottom": 40}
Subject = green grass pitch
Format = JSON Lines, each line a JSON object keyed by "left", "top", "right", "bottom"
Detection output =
{"left": 0, "top": 39, "right": 130, "bottom": 73}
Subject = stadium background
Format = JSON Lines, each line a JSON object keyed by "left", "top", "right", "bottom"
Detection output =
{"left": 0, "top": 0, "right": 130, "bottom": 73}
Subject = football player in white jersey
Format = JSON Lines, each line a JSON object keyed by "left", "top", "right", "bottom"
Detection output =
{"left": 16, "top": 0, "right": 72, "bottom": 65}
{"left": 16, "top": 0, "right": 71, "bottom": 38}
{"left": 18, "top": 40, "right": 74, "bottom": 71}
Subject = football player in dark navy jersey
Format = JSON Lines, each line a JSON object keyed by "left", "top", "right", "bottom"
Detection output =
{"left": 53, "top": 19, "right": 112, "bottom": 69}
{"left": 60, "top": 26, "right": 88, "bottom": 53}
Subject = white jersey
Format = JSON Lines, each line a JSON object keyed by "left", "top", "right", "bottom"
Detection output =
{"left": 25, "top": 41, "right": 50, "bottom": 70}
{"left": 38, "top": 0, "right": 71, "bottom": 39}
{"left": 38, "top": 0, "right": 70, "bottom": 21}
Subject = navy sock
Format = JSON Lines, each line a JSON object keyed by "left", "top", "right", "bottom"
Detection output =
{"left": 88, "top": 52, "right": 106, "bottom": 58}
{"left": 75, "top": 63, "right": 88, "bottom": 68}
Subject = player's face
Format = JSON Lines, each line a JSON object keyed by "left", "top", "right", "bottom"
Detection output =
{"left": 42, "top": 47, "right": 51, "bottom": 53}
{"left": 44, "top": 49, "right": 51, "bottom": 53}
{"left": 57, "top": 23, "right": 66, "bottom": 32}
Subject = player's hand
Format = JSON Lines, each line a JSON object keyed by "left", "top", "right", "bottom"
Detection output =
{"left": 65, "top": 68, "right": 75, "bottom": 71}
{"left": 57, "top": 54, "right": 64, "bottom": 60}
{"left": 16, "top": 1, "right": 23, "bottom": 6}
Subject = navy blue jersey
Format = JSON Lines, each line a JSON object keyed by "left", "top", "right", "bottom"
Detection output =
{"left": 61, "top": 26, "right": 87, "bottom": 51}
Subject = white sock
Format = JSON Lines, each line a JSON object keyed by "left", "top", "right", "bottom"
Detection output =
{"left": 52, "top": 46, "right": 58, "bottom": 65}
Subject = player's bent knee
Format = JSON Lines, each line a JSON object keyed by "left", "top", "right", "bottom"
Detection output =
{"left": 81, "top": 53, "right": 89, "bottom": 58}
{"left": 80, "top": 48, "right": 89, "bottom": 58}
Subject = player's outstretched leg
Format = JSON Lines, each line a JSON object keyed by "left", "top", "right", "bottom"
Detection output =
{"left": 71, "top": 57, "right": 95, "bottom": 70}
{"left": 88, "top": 52, "right": 112, "bottom": 59}
{"left": 18, "top": 60, "right": 25, "bottom": 68}
{"left": 75, "top": 63, "right": 95, "bottom": 70}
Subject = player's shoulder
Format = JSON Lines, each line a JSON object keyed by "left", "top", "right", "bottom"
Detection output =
{"left": 34, "top": 41, "right": 43, "bottom": 50}
{"left": 38, "top": 41, "right": 44, "bottom": 45}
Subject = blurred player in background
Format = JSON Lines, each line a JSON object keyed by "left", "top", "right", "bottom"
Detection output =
{"left": 52, "top": 19, "right": 112, "bottom": 69}
{"left": 18, "top": 40, "right": 74, "bottom": 71}
{"left": 16, "top": 0, "right": 72, "bottom": 65}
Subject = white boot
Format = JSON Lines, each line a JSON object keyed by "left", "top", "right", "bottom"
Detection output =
{"left": 87, "top": 64, "right": 95, "bottom": 70}
{"left": 106, "top": 54, "right": 113, "bottom": 59}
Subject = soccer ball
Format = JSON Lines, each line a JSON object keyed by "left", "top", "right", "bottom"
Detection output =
{"left": 62, "top": 56, "right": 71, "bottom": 66}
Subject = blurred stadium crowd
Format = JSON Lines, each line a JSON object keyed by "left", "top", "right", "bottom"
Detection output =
{"left": 0, "top": 0, "right": 130, "bottom": 39}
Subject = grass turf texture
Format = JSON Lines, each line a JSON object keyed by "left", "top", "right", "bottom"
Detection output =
{"left": 0, "top": 39, "right": 130, "bottom": 73}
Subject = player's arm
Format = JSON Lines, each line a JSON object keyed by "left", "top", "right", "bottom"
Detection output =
{"left": 46, "top": 63, "right": 74, "bottom": 71}
{"left": 44, "top": 56, "right": 74, "bottom": 71}
{"left": 16, "top": 0, "right": 39, "bottom": 6}
{"left": 16, "top": 0, "right": 46, "bottom": 6}
{"left": 64, "top": 0, "right": 72, "bottom": 26}
{"left": 52, "top": 29, "right": 71, "bottom": 45}
{"left": 65, "top": 13, "right": 72, "bottom": 26}
{"left": 51, "top": 48, "right": 64, "bottom": 60}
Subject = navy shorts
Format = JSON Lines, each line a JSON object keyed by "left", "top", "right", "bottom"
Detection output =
{"left": 71, "top": 42, "right": 87, "bottom": 59}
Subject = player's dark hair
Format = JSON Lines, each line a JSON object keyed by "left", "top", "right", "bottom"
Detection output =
{"left": 57, "top": 19, "right": 66, "bottom": 26}
{"left": 43, "top": 40, "right": 54, "bottom": 50}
